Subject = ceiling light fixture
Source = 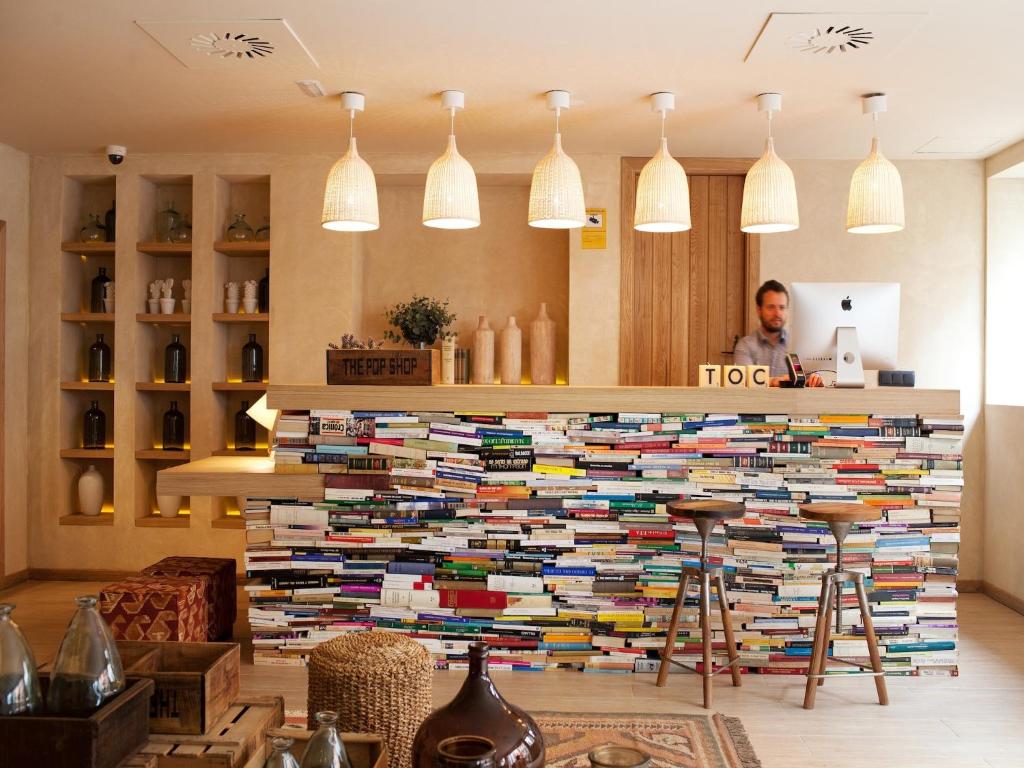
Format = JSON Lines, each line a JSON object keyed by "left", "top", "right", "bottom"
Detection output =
{"left": 423, "top": 90, "right": 480, "bottom": 229}
{"left": 295, "top": 79, "right": 326, "bottom": 97}
{"left": 741, "top": 92, "right": 799, "bottom": 233}
{"left": 847, "top": 93, "right": 904, "bottom": 234}
{"left": 321, "top": 92, "right": 380, "bottom": 232}
{"left": 634, "top": 92, "right": 691, "bottom": 233}
{"left": 528, "top": 90, "right": 586, "bottom": 229}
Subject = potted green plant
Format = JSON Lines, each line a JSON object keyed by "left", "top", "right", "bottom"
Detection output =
{"left": 384, "top": 296, "right": 456, "bottom": 348}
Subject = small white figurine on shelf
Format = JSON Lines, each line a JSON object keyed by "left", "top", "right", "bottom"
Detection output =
{"left": 148, "top": 280, "right": 161, "bottom": 314}
{"left": 103, "top": 281, "right": 115, "bottom": 314}
{"left": 242, "top": 279, "right": 258, "bottom": 314}
{"left": 159, "top": 278, "right": 175, "bottom": 314}
{"left": 225, "top": 281, "right": 240, "bottom": 314}
{"left": 182, "top": 279, "right": 192, "bottom": 315}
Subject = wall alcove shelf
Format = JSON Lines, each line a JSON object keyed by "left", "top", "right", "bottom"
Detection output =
{"left": 60, "top": 381, "right": 115, "bottom": 391}
{"left": 135, "top": 382, "right": 190, "bottom": 392}
{"left": 60, "top": 448, "right": 114, "bottom": 459}
{"left": 62, "top": 312, "right": 114, "bottom": 323}
{"left": 60, "top": 514, "right": 114, "bottom": 526}
{"left": 214, "top": 241, "right": 269, "bottom": 257}
{"left": 136, "top": 242, "right": 192, "bottom": 255}
{"left": 212, "top": 382, "right": 267, "bottom": 391}
{"left": 136, "top": 313, "right": 192, "bottom": 325}
{"left": 213, "top": 313, "right": 268, "bottom": 323}
{"left": 61, "top": 241, "right": 116, "bottom": 256}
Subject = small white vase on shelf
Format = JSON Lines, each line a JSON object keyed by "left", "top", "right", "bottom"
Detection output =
{"left": 499, "top": 316, "right": 522, "bottom": 385}
{"left": 242, "top": 298, "right": 258, "bottom": 314}
{"left": 471, "top": 316, "right": 494, "bottom": 385}
{"left": 530, "top": 302, "right": 556, "bottom": 385}
{"left": 156, "top": 495, "right": 181, "bottom": 518}
{"left": 181, "top": 299, "right": 191, "bottom": 314}
{"left": 147, "top": 298, "right": 160, "bottom": 314}
{"left": 78, "top": 465, "right": 103, "bottom": 516}
{"left": 159, "top": 297, "right": 175, "bottom": 314}
{"left": 225, "top": 298, "right": 240, "bottom": 314}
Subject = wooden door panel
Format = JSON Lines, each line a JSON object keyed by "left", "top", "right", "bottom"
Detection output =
{"left": 686, "top": 176, "right": 710, "bottom": 385}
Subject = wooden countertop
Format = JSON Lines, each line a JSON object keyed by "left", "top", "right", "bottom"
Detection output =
{"left": 266, "top": 384, "right": 960, "bottom": 415}
{"left": 156, "top": 456, "right": 324, "bottom": 497}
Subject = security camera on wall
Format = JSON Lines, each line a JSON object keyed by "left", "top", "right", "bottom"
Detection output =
{"left": 105, "top": 145, "right": 126, "bottom": 165}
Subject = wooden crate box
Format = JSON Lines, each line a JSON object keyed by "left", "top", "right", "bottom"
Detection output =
{"left": 117, "top": 640, "right": 240, "bottom": 735}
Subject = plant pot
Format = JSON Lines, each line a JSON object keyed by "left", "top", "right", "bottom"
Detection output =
{"left": 181, "top": 299, "right": 191, "bottom": 314}
{"left": 225, "top": 298, "right": 240, "bottom": 314}
{"left": 159, "top": 297, "right": 175, "bottom": 314}
{"left": 242, "top": 298, "right": 258, "bottom": 314}
{"left": 156, "top": 495, "right": 182, "bottom": 518}
{"left": 148, "top": 298, "right": 160, "bottom": 314}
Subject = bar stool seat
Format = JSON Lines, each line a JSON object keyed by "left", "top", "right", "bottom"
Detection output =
{"left": 799, "top": 502, "right": 889, "bottom": 710}
{"left": 656, "top": 500, "right": 744, "bottom": 709}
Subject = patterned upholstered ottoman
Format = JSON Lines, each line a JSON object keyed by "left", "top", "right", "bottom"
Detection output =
{"left": 100, "top": 575, "right": 208, "bottom": 642}
{"left": 143, "top": 556, "right": 237, "bottom": 640}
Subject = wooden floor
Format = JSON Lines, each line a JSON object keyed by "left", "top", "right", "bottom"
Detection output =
{"left": 5, "top": 580, "right": 1024, "bottom": 768}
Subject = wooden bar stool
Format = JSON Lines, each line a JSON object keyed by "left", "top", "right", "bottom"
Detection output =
{"left": 656, "top": 499, "right": 743, "bottom": 709}
{"left": 799, "top": 502, "right": 889, "bottom": 710}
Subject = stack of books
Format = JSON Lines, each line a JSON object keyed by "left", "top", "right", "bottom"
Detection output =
{"left": 243, "top": 409, "right": 961, "bottom": 674}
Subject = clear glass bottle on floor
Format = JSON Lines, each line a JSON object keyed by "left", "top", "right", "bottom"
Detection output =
{"left": 264, "top": 737, "right": 301, "bottom": 768}
{"left": 47, "top": 595, "right": 125, "bottom": 715}
{"left": 226, "top": 213, "right": 254, "bottom": 242}
{"left": 0, "top": 603, "right": 42, "bottom": 715}
{"left": 300, "top": 711, "right": 351, "bottom": 768}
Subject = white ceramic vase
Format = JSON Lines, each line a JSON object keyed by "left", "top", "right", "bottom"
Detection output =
{"left": 159, "top": 297, "right": 175, "bottom": 314}
{"left": 181, "top": 299, "right": 191, "bottom": 314}
{"left": 77, "top": 465, "right": 103, "bottom": 516}
{"left": 156, "top": 495, "right": 182, "bottom": 518}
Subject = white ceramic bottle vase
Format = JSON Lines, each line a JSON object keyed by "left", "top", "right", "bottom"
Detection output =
{"left": 77, "top": 465, "right": 103, "bottom": 516}
{"left": 499, "top": 316, "right": 522, "bottom": 385}
{"left": 472, "top": 316, "right": 495, "bottom": 385}
{"left": 529, "top": 302, "right": 556, "bottom": 385}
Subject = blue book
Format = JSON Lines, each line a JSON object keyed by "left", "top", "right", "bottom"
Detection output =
{"left": 316, "top": 445, "right": 369, "bottom": 455}
{"left": 541, "top": 566, "right": 598, "bottom": 577}
{"left": 387, "top": 562, "right": 436, "bottom": 575}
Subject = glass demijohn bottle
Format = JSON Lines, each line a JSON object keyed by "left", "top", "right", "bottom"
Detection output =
{"left": 162, "top": 401, "right": 185, "bottom": 451}
{"left": 226, "top": 213, "right": 254, "bottom": 242}
{"left": 155, "top": 201, "right": 180, "bottom": 242}
{"left": 88, "top": 333, "right": 112, "bottom": 382}
{"left": 83, "top": 400, "right": 106, "bottom": 449}
{"left": 0, "top": 603, "right": 42, "bottom": 715}
{"left": 242, "top": 334, "right": 264, "bottom": 382}
{"left": 80, "top": 214, "right": 105, "bottom": 243}
{"left": 91, "top": 267, "right": 111, "bottom": 313}
{"left": 264, "top": 737, "right": 301, "bottom": 768}
{"left": 300, "top": 711, "right": 351, "bottom": 768}
{"left": 47, "top": 595, "right": 125, "bottom": 715}
{"left": 164, "top": 333, "right": 187, "bottom": 383}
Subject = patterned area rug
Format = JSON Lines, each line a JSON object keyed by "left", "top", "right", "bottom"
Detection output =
{"left": 284, "top": 710, "right": 760, "bottom": 768}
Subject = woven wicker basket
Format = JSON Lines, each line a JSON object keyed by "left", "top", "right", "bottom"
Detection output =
{"left": 308, "top": 631, "right": 433, "bottom": 768}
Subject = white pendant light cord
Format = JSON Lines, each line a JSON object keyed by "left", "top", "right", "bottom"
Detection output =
{"left": 349, "top": 108, "right": 356, "bottom": 142}
{"left": 660, "top": 108, "right": 667, "bottom": 141}
{"left": 766, "top": 108, "right": 774, "bottom": 140}
{"left": 554, "top": 105, "right": 561, "bottom": 136}
{"left": 449, "top": 107, "right": 456, "bottom": 138}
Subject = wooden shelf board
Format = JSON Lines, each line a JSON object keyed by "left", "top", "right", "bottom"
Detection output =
{"left": 136, "top": 242, "right": 192, "bottom": 255}
{"left": 157, "top": 456, "right": 324, "bottom": 497}
{"left": 60, "top": 381, "right": 115, "bottom": 391}
{"left": 211, "top": 517, "right": 246, "bottom": 530}
{"left": 62, "top": 241, "right": 115, "bottom": 255}
{"left": 212, "top": 382, "right": 268, "bottom": 391}
{"left": 213, "top": 241, "right": 269, "bottom": 256}
{"left": 60, "top": 514, "right": 114, "bottom": 526}
{"left": 212, "top": 313, "right": 269, "bottom": 323}
{"left": 135, "top": 449, "right": 191, "bottom": 461}
{"left": 136, "top": 313, "right": 192, "bottom": 325}
{"left": 60, "top": 448, "right": 114, "bottom": 459}
{"left": 212, "top": 448, "right": 270, "bottom": 457}
{"left": 61, "top": 312, "right": 114, "bottom": 323}
{"left": 135, "top": 515, "right": 190, "bottom": 528}
{"left": 265, "top": 384, "right": 962, "bottom": 416}
{"left": 136, "top": 381, "right": 190, "bottom": 392}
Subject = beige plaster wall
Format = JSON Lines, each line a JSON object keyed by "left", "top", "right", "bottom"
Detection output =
{"left": 760, "top": 159, "right": 986, "bottom": 581}
{"left": 0, "top": 142, "right": 29, "bottom": 576}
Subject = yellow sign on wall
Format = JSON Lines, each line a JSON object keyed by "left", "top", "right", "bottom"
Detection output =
{"left": 582, "top": 208, "right": 607, "bottom": 249}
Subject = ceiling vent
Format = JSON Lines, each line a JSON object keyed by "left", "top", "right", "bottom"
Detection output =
{"left": 136, "top": 18, "right": 318, "bottom": 69}
{"left": 787, "top": 26, "right": 873, "bottom": 54}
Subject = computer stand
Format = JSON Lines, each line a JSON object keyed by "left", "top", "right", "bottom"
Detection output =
{"left": 835, "top": 326, "right": 865, "bottom": 388}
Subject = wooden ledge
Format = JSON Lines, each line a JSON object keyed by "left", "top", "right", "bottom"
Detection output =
{"left": 157, "top": 456, "right": 324, "bottom": 497}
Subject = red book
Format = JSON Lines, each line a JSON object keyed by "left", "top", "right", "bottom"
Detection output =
{"left": 359, "top": 437, "right": 403, "bottom": 446}
{"left": 628, "top": 529, "right": 676, "bottom": 539}
{"left": 438, "top": 589, "right": 509, "bottom": 609}
{"left": 506, "top": 412, "right": 549, "bottom": 419}
{"left": 324, "top": 474, "right": 391, "bottom": 490}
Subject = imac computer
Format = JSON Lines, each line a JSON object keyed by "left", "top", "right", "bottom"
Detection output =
{"left": 790, "top": 282, "right": 900, "bottom": 388}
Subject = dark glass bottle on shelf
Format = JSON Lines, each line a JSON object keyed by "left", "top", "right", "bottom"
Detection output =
{"left": 162, "top": 401, "right": 185, "bottom": 450}
{"left": 83, "top": 401, "right": 106, "bottom": 449}
{"left": 104, "top": 200, "right": 116, "bottom": 242}
{"left": 258, "top": 268, "right": 269, "bottom": 313}
{"left": 87, "top": 333, "right": 111, "bottom": 382}
{"left": 164, "top": 334, "right": 187, "bottom": 383}
{"left": 90, "top": 267, "right": 111, "bottom": 313}
{"left": 242, "top": 334, "right": 264, "bottom": 382}
{"left": 235, "top": 400, "right": 256, "bottom": 450}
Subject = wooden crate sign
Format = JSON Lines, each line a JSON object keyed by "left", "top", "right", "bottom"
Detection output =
{"left": 326, "top": 349, "right": 440, "bottom": 385}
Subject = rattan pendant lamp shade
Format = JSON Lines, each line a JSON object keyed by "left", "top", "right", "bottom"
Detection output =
{"left": 847, "top": 93, "right": 904, "bottom": 234}
{"left": 423, "top": 90, "right": 480, "bottom": 229}
{"left": 322, "top": 92, "right": 380, "bottom": 232}
{"left": 634, "top": 92, "right": 691, "bottom": 233}
{"left": 741, "top": 93, "right": 799, "bottom": 233}
{"left": 529, "top": 90, "right": 585, "bottom": 229}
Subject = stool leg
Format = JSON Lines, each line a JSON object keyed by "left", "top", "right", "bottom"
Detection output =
{"left": 854, "top": 577, "right": 889, "bottom": 706}
{"left": 816, "top": 580, "right": 835, "bottom": 688}
{"left": 656, "top": 572, "right": 690, "bottom": 687}
{"left": 701, "top": 569, "right": 713, "bottom": 709}
{"left": 803, "top": 576, "right": 834, "bottom": 710}
{"left": 716, "top": 571, "right": 741, "bottom": 688}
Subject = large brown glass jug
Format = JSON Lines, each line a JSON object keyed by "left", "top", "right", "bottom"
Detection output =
{"left": 411, "top": 642, "right": 544, "bottom": 768}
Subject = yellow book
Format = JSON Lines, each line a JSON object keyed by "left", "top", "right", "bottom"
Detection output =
{"left": 597, "top": 611, "right": 646, "bottom": 622}
{"left": 274, "top": 464, "right": 317, "bottom": 474}
{"left": 820, "top": 414, "right": 870, "bottom": 423}
{"left": 532, "top": 464, "right": 586, "bottom": 477}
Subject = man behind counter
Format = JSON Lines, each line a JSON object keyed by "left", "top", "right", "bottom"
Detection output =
{"left": 733, "top": 279, "right": 824, "bottom": 388}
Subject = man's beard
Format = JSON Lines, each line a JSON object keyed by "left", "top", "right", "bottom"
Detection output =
{"left": 761, "top": 318, "right": 784, "bottom": 333}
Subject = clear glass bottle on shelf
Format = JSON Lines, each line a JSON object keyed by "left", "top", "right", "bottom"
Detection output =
{"left": 255, "top": 217, "right": 271, "bottom": 242}
{"left": 242, "top": 334, "right": 264, "bottom": 382}
{"left": 264, "top": 737, "right": 301, "bottom": 768}
{"left": 80, "top": 214, "right": 105, "bottom": 243}
{"left": 300, "top": 711, "right": 351, "bottom": 768}
{"left": 235, "top": 400, "right": 256, "bottom": 450}
{"left": 168, "top": 215, "right": 192, "bottom": 243}
{"left": 88, "top": 333, "right": 112, "bottom": 382}
{"left": 226, "top": 213, "right": 254, "bottom": 242}
{"left": 46, "top": 595, "right": 125, "bottom": 716}
{"left": 0, "top": 603, "right": 42, "bottom": 715}
{"left": 83, "top": 400, "right": 106, "bottom": 449}
{"left": 154, "top": 202, "right": 181, "bottom": 243}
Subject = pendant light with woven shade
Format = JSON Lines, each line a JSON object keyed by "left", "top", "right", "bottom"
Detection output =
{"left": 529, "top": 90, "right": 585, "bottom": 229}
{"left": 321, "top": 92, "right": 380, "bottom": 232}
{"left": 634, "top": 92, "right": 690, "bottom": 233}
{"left": 741, "top": 92, "right": 799, "bottom": 233}
{"left": 423, "top": 90, "right": 480, "bottom": 229}
{"left": 847, "top": 93, "right": 904, "bottom": 234}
